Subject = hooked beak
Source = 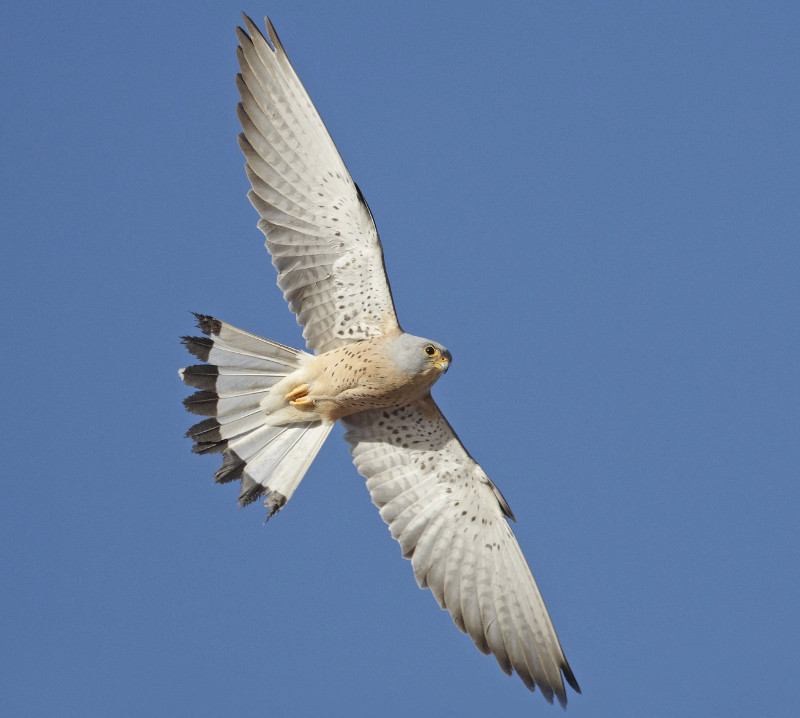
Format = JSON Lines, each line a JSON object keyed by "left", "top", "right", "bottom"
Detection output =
{"left": 434, "top": 353, "right": 451, "bottom": 374}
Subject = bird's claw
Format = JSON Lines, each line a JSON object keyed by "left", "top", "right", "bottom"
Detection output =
{"left": 286, "top": 383, "right": 313, "bottom": 406}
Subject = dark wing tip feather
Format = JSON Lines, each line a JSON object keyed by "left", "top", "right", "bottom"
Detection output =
{"left": 548, "top": 660, "right": 581, "bottom": 710}
{"left": 487, "top": 478, "right": 515, "bottom": 522}
{"left": 353, "top": 182, "right": 374, "bottom": 218}
{"left": 562, "top": 660, "right": 581, "bottom": 694}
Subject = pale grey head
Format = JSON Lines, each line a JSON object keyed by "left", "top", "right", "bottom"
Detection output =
{"left": 389, "top": 332, "right": 452, "bottom": 377}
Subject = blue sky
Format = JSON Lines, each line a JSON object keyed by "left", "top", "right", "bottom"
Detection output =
{"left": 3, "top": 1, "right": 799, "bottom": 715}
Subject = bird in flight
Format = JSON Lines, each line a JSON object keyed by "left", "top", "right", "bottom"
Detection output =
{"left": 180, "top": 13, "right": 580, "bottom": 707}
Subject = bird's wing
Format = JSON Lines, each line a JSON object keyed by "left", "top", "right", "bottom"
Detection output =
{"left": 341, "top": 397, "right": 580, "bottom": 707}
{"left": 236, "top": 15, "right": 399, "bottom": 355}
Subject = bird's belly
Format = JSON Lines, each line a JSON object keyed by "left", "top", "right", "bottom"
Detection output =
{"left": 295, "top": 338, "right": 441, "bottom": 421}
{"left": 315, "top": 378, "right": 433, "bottom": 421}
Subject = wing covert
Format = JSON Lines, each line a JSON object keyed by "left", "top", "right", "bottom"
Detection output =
{"left": 341, "top": 398, "right": 580, "bottom": 707}
{"left": 236, "top": 14, "right": 398, "bottom": 354}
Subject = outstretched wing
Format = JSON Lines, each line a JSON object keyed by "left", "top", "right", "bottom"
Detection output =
{"left": 236, "top": 14, "right": 398, "bottom": 355}
{"left": 341, "top": 398, "right": 580, "bottom": 707}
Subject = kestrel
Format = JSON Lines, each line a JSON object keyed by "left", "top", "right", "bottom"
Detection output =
{"left": 181, "top": 14, "right": 580, "bottom": 707}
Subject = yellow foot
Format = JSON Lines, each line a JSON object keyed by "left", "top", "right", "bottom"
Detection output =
{"left": 286, "top": 383, "right": 313, "bottom": 406}
{"left": 289, "top": 396, "right": 315, "bottom": 407}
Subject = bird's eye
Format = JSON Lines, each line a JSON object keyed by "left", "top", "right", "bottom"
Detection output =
{"left": 424, "top": 345, "right": 438, "bottom": 357}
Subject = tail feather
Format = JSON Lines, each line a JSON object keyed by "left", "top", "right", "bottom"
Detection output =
{"left": 187, "top": 410, "right": 267, "bottom": 451}
{"left": 214, "top": 452, "right": 247, "bottom": 484}
{"left": 183, "top": 386, "right": 273, "bottom": 418}
{"left": 181, "top": 312, "right": 304, "bottom": 371}
{"left": 181, "top": 336, "right": 297, "bottom": 371}
{"left": 233, "top": 420, "right": 333, "bottom": 512}
{"left": 180, "top": 313, "right": 330, "bottom": 519}
{"left": 181, "top": 364, "right": 288, "bottom": 393}
{"left": 191, "top": 312, "right": 305, "bottom": 363}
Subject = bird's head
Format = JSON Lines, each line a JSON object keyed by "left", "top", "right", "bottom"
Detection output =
{"left": 390, "top": 332, "right": 452, "bottom": 379}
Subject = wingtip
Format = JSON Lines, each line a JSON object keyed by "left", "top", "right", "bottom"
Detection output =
{"left": 563, "top": 661, "right": 581, "bottom": 694}
{"left": 263, "top": 14, "right": 285, "bottom": 54}
{"left": 239, "top": 12, "right": 256, "bottom": 37}
{"left": 553, "top": 660, "right": 581, "bottom": 709}
{"left": 235, "top": 25, "right": 250, "bottom": 48}
{"left": 238, "top": 12, "right": 279, "bottom": 54}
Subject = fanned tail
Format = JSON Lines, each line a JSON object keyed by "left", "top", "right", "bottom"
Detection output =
{"left": 180, "top": 313, "right": 332, "bottom": 519}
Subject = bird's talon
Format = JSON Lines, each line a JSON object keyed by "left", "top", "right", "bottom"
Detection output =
{"left": 285, "top": 383, "right": 309, "bottom": 402}
{"left": 289, "top": 396, "right": 315, "bottom": 407}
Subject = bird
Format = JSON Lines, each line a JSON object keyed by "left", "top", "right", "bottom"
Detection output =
{"left": 180, "top": 13, "right": 580, "bottom": 708}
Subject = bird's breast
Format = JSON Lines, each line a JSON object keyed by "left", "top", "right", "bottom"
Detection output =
{"left": 303, "top": 338, "right": 440, "bottom": 420}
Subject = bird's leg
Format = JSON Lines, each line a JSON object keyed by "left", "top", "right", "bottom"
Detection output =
{"left": 285, "top": 383, "right": 314, "bottom": 406}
